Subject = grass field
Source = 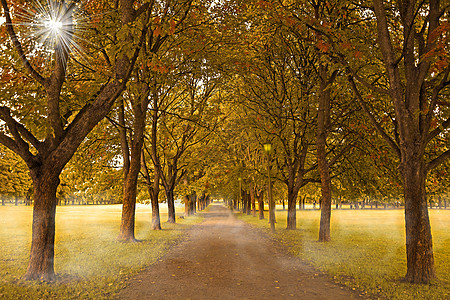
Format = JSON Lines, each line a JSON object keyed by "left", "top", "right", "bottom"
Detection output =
{"left": 0, "top": 204, "right": 202, "bottom": 299}
{"left": 239, "top": 207, "right": 450, "bottom": 300}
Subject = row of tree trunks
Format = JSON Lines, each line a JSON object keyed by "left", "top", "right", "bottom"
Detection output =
{"left": 186, "top": 192, "right": 196, "bottom": 217}
{"left": 298, "top": 195, "right": 306, "bottom": 210}
{"left": 197, "top": 193, "right": 210, "bottom": 211}
{"left": 241, "top": 190, "right": 251, "bottom": 215}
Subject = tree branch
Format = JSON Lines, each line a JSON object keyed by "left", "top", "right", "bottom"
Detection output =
{"left": 0, "top": 107, "right": 34, "bottom": 159}
{"left": 348, "top": 76, "right": 401, "bottom": 158}
{"left": 0, "top": 132, "right": 19, "bottom": 153}
{"left": 427, "top": 117, "right": 450, "bottom": 143}
{"left": 0, "top": 0, "right": 47, "bottom": 87}
{"left": 428, "top": 149, "right": 450, "bottom": 171}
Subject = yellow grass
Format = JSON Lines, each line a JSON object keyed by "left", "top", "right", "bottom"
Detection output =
{"left": 0, "top": 204, "right": 200, "bottom": 299}
{"left": 239, "top": 207, "right": 450, "bottom": 300}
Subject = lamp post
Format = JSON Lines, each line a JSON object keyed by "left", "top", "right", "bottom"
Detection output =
{"left": 264, "top": 143, "right": 275, "bottom": 233}
{"left": 238, "top": 177, "right": 242, "bottom": 212}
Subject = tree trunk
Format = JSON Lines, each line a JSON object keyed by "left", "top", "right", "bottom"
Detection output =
{"left": 246, "top": 192, "right": 251, "bottom": 215}
{"left": 402, "top": 158, "right": 436, "bottom": 283}
{"left": 149, "top": 177, "right": 161, "bottom": 230}
{"left": 250, "top": 186, "right": 256, "bottom": 217}
{"left": 286, "top": 191, "right": 298, "bottom": 230}
{"left": 193, "top": 193, "right": 197, "bottom": 214}
{"left": 24, "top": 171, "right": 59, "bottom": 281}
{"left": 118, "top": 95, "right": 148, "bottom": 241}
{"left": 257, "top": 191, "right": 264, "bottom": 220}
{"left": 119, "top": 184, "right": 137, "bottom": 241}
{"left": 184, "top": 195, "right": 190, "bottom": 217}
{"left": 118, "top": 141, "right": 142, "bottom": 242}
{"left": 150, "top": 180, "right": 163, "bottom": 229}
{"left": 241, "top": 189, "right": 246, "bottom": 214}
{"left": 166, "top": 189, "right": 176, "bottom": 223}
{"left": 317, "top": 67, "right": 332, "bottom": 242}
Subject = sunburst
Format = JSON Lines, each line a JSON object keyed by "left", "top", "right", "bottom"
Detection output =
{"left": 3, "top": 0, "right": 96, "bottom": 74}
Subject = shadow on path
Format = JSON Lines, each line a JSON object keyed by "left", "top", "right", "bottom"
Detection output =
{"left": 117, "top": 203, "right": 360, "bottom": 299}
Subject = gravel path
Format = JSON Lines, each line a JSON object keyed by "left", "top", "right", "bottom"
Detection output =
{"left": 117, "top": 203, "right": 360, "bottom": 299}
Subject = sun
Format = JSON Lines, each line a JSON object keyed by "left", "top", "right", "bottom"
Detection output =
{"left": 4, "top": 0, "right": 92, "bottom": 71}
{"left": 44, "top": 18, "right": 63, "bottom": 33}
{"left": 4, "top": 0, "right": 113, "bottom": 73}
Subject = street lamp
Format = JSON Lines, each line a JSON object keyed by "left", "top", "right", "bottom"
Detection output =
{"left": 263, "top": 143, "right": 275, "bottom": 232}
{"left": 238, "top": 177, "right": 242, "bottom": 212}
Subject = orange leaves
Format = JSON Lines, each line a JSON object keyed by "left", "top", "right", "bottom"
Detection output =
{"left": 153, "top": 16, "right": 161, "bottom": 37}
{"left": 421, "top": 22, "right": 449, "bottom": 73}
{"left": 0, "top": 72, "right": 13, "bottom": 83}
{"left": 433, "top": 58, "right": 448, "bottom": 72}
{"left": 154, "top": 26, "right": 161, "bottom": 37}
{"left": 256, "top": 0, "right": 272, "bottom": 9}
{"left": 153, "top": 17, "right": 177, "bottom": 37}
{"left": 284, "top": 16, "right": 296, "bottom": 27}
{"left": 353, "top": 51, "right": 363, "bottom": 59}
{"left": 169, "top": 19, "right": 176, "bottom": 35}
{"left": 430, "top": 118, "right": 438, "bottom": 130}
{"left": 317, "top": 40, "right": 330, "bottom": 53}
{"left": 341, "top": 42, "right": 352, "bottom": 50}
{"left": 146, "top": 60, "right": 172, "bottom": 74}
{"left": 429, "top": 21, "right": 450, "bottom": 42}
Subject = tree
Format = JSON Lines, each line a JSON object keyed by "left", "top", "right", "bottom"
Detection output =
{"left": 115, "top": 0, "right": 195, "bottom": 240}
{"left": 0, "top": 0, "right": 149, "bottom": 280}
{"left": 300, "top": 0, "right": 449, "bottom": 283}
{"left": 352, "top": 0, "right": 449, "bottom": 283}
{"left": 235, "top": 28, "right": 320, "bottom": 230}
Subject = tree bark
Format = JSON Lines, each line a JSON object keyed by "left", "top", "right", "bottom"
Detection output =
{"left": 166, "top": 189, "right": 176, "bottom": 222}
{"left": 120, "top": 145, "right": 145, "bottom": 239}
{"left": 286, "top": 190, "right": 299, "bottom": 230}
{"left": 118, "top": 181, "right": 137, "bottom": 241}
{"left": 184, "top": 195, "right": 190, "bottom": 217}
{"left": 150, "top": 183, "right": 161, "bottom": 230}
{"left": 24, "top": 169, "right": 59, "bottom": 281}
{"left": 256, "top": 189, "right": 264, "bottom": 219}
{"left": 118, "top": 79, "right": 149, "bottom": 241}
{"left": 317, "top": 65, "right": 334, "bottom": 242}
{"left": 250, "top": 185, "right": 256, "bottom": 217}
{"left": 246, "top": 191, "right": 251, "bottom": 215}
{"left": 402, "top": 156, "right": 435, "bottom": 283}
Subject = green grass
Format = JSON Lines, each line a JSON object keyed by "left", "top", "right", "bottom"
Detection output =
{"left": 0, "top": 204, "right": 202, "bottom": 299}
{"left": 238, "top": 207, "right": 450, "bottom": 300}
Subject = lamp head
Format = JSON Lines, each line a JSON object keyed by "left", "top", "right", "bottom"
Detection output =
{"left": 263, "top": 143, "right": 272, "bottom": 153}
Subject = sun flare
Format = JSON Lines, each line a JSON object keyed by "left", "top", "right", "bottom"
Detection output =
{"left": 6, "top": 0, "right": 95, "bottom": 71}
{"left": 44, "top": 18, "right": 63, "bottom": 32}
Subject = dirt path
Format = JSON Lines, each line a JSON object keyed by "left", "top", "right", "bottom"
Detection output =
{"left": 117, "top": 203, "right": 360, "bottom": 299}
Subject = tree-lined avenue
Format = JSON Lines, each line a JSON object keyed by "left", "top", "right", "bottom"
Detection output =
{"left": 118, "top": 203, "right": 359, "bottom": 299}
